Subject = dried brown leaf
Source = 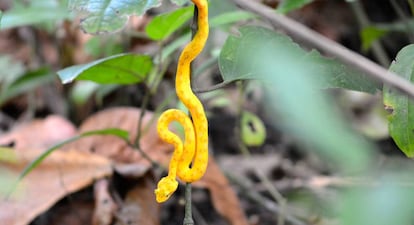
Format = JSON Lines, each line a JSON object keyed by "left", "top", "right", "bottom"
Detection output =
{"left": 62, "top": 107, "right": 171, "bottom": 168}
{"left": 0, "top": 115, "right": 77, "bottom": 150}
{"left": 0, "top": 148, "right": 112, "bottom": 225}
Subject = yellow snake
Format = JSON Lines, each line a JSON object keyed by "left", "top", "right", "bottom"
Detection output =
{"left": 154, "top": 0, "right": 209, "bottom": 203}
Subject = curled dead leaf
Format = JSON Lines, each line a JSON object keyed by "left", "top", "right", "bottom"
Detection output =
{"left": 0, "top": 115, "right": 77, "bottom": 150}
{"left": 0, "top": 148, "right": 112, "bottom": 225}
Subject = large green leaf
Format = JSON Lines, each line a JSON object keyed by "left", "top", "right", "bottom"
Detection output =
{"left": 219, "top": 25, "right": 374, "bottom": 172}
{"left": 383, "top": 44, "right": 414, "bottom": 157}
{"left": 57, "top": 54, "right": 153, "bottom": 84}
{"left": 219, "top": 26, "right": 379, "bottom": 93}
{"left": 68, "top": 0, "right": 161, "bottom": 34}
{"left": 145, "top": 6, "right": 193, "bottom": 41}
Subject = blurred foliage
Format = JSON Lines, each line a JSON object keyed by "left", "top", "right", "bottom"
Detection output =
{"left": 0, "top": 55, "right": 54, "bottom": 106}
{"left": 219, "top": 26, "right": 380, "bottom": 93}
{"left": 0, "top": 0, "right": 70, "bottom": 30}
{"left": 219, "top": 25, "right": 374, "bottom": 172}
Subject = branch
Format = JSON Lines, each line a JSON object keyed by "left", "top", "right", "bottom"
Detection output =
{"left": 229, "top": 0, "right": 414, "bottom": 99}
{"left": 183, "top": 183, "right": 194, "bottom": 225}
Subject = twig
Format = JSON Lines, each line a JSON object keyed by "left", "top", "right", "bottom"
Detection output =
{"left": 229, "top": 0, "right": 414, "bottom": 99}
{"left": 226, "top": 172, "right": 308, "bottom": 225}
{"left": 183, "top": 183, "right": 195, "bottom": 225}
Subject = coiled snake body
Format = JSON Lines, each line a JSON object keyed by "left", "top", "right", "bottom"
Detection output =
{"left": 154, "top": 0, "right": 209, "bottom": 203}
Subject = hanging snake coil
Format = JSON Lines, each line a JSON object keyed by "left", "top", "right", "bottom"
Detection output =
{"left": 154, "top": 0, "right": 209, "bottom": 203}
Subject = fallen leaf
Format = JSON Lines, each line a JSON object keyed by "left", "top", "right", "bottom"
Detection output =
{"left": 0, "top": 148, "right": 112, "bottom": 225}
{"left": 0, "top": 115, "right": 77, "bottom": 150}
{"left": 62, "top": 107, "right": 171, "bottom": 166}
{"left": 1, "top": 107, "right": 248, "bottom": 224}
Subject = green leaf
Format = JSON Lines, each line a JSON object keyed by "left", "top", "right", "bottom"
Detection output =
{"left": 146, "top": 6, "right": 193, "bottom": 41}
{"left": 0, "top": 68, "right": 55, "bottom": 106}
{"left": 219, "top": 26, "right": 379, "bottom": 93}
{"left": 0, "top": 6, "right": 70, "bottom": 30}
{"left": 16, "top": 128, "right": 129, "bottom": 185}
{"left": 241, "top": 111, "right": 266, "bottom": 147}
{"left": 69, "top": 0, "right": 161, "bottom": 34}
{"left": 57, "top": 54, "right": 153, "bottom": 84}
{"left": 219, "top": 25, "right": 374, "bottom": 172}
{"left": 361, "top": 26, "right": 389, "bottom": 52}
{"left": 383, "top": 44, "right": 414, "bottom": 157}
{"left": 276, "top": 0, "right": 313, "bottom": 14}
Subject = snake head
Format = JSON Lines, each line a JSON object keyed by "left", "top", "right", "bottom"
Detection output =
{"left": 154, "top": 177, "right": 178, "bottom": 203}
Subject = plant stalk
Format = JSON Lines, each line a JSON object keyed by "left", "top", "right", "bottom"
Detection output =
{"left": 183, "top": 183, "right": 194, "bottom": 225}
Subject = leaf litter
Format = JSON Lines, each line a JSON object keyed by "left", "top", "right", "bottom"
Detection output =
{"left": 0, "top": 107, "right": 248, "bottom": 225}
